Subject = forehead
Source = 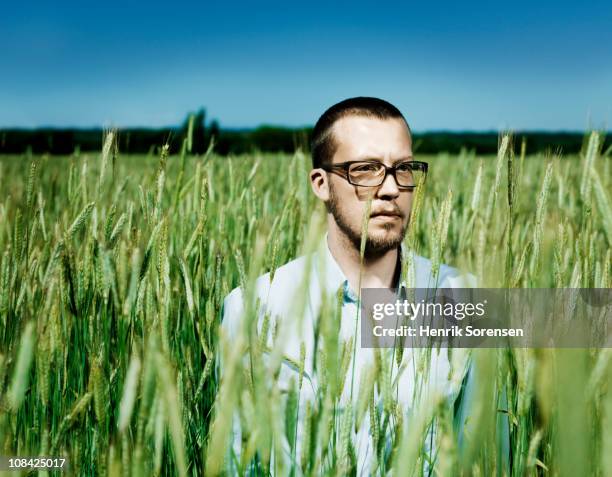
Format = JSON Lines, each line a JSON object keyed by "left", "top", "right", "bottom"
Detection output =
{"left": 331, "top": 115, "right": 412, "bottom": 162}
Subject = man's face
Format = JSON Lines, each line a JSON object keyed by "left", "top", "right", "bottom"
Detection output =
{"left": 325, "top": 115, "right": 415, "bottom": 255}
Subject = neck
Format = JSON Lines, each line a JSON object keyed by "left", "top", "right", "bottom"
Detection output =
{"left": 327, "top": 219, "right": 400, "bottom": 293}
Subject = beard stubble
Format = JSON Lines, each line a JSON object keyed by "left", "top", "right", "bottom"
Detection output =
{"left": 327, "top": 184, "right": 409, "bottom": 257}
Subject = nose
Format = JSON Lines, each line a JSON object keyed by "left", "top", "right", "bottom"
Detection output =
{"left": 376, "top": 170, "right": 400, "bottom": 199}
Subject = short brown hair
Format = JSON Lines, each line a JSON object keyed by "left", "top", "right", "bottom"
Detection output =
{"left": 310, "top": 97, "right": 410, "bottom": 169}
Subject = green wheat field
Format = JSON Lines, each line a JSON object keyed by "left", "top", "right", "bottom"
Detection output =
{"left": 0, "top": 131, "right": 610, "bottom": 476}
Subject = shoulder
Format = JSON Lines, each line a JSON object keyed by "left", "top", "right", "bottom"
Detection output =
{"left": 221, "top": 254, "right": 312, "bottom": 334}
{"left": 410, "top": 253, "right": 477, "bottom": 288}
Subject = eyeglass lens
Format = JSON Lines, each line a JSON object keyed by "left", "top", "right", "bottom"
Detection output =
{"left": 348, "top": 162, "right": 424, "bottom": 187}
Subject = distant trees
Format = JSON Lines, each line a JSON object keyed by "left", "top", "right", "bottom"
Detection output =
{"left": 180, "top": 108, "right": 207, "bottom": 154}
{"left": 0, "top": 110, "right": 608, "bottom": 156}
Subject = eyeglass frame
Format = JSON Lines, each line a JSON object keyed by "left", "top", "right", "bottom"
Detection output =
{"left": 320, "top": 159, "right": 429, "bottom": 190}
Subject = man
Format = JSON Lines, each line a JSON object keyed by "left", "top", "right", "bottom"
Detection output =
{"left": 219, "top": 97, "right": 477, "bottom": 475}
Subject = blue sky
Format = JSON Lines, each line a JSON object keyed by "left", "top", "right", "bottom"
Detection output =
{"left": 1, "top": 0, "right": 611, "bottom": 130}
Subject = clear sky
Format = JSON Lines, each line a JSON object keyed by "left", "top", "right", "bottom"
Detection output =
{"left": 2, "top": 0, "right": 611, "bottom": 131}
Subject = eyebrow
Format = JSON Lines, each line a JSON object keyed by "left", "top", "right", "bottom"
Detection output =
{"left": 357, "top": 156, "right": 414, "bottom": 165}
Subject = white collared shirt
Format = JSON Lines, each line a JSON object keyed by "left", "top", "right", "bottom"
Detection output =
{"left": 220, "top": 237, "right": 475, "bottom": 475}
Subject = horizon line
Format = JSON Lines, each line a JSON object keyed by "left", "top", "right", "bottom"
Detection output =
{"left": 1, "top": 124, "right": 609, "bottom": 135}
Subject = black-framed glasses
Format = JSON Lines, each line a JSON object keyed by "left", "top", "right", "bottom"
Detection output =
{"left": 321, "top": 160, "right": 428, "bottom": 190}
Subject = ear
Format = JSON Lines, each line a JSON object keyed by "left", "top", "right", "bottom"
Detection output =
{"left": 309, "top": 168, "right": 330, "bottom": 201}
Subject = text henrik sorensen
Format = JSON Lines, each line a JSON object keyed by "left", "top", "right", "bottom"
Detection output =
{"left": 372, "top": 324, "right": 525, "bottom": 337}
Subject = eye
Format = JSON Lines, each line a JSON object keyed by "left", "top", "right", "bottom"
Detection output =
{"left": 352, "top": 163, "right": 382, "bottom": 173}
{"left": 395, "top": 162, "right": 413, "bottom": 172}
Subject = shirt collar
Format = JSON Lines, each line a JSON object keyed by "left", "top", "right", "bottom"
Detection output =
{"left": 318, "top": 233, "right": 348, "bottom": 296}
{"left": 318, "top": 233, "right": 410, "bottom": 302}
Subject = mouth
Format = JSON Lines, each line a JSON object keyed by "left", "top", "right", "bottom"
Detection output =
{"left": 370, "top": 211, "right": 403, "bottom": 219}
{"left": 370, "top": 212, "right": 402, "bottom": 221}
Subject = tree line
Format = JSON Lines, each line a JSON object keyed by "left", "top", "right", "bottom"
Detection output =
{"left": 1, "top": 109, "right": 608, "bottom": 156}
